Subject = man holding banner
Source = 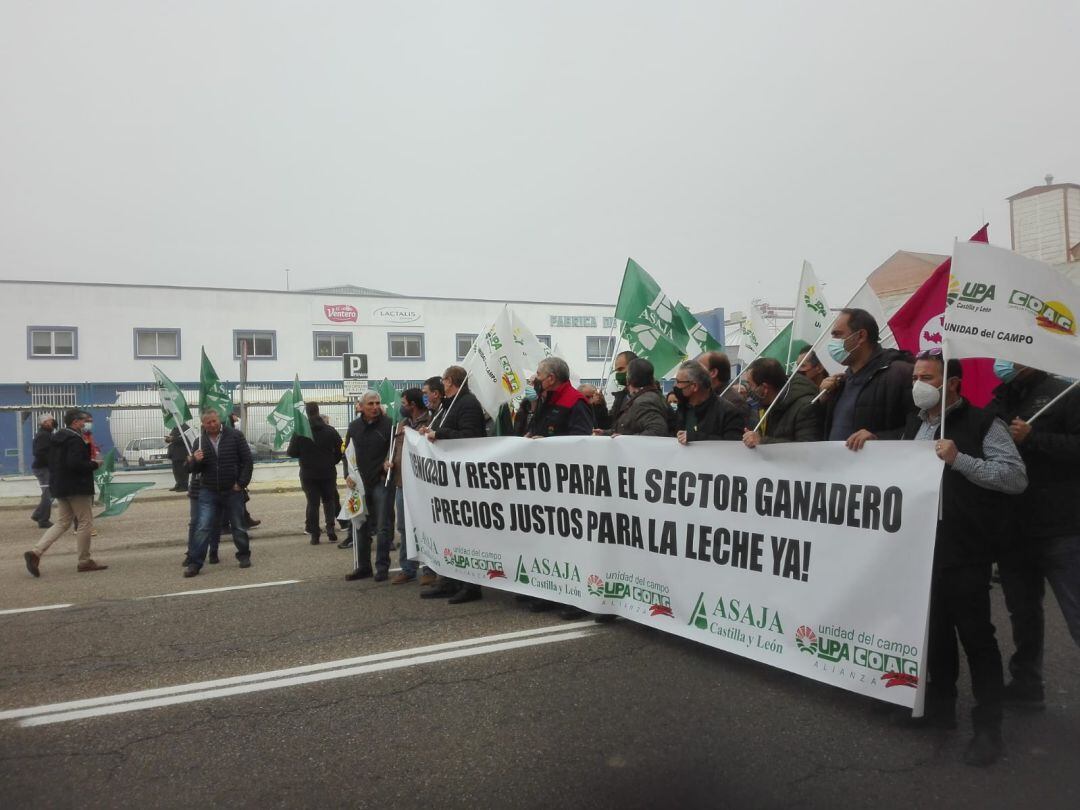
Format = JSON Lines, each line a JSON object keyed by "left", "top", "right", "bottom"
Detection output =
{"left": 821, "top": 309, "right": 914, "bottom": 450}
{"left": 899, "top": 351, "right": 1027, "bottom": 766}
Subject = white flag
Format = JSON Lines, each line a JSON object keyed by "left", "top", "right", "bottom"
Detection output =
{"left": 462, "top": 307, "right": 529, "bottom": 417}
{"left": 737, "top": 305, "right": 773, "bottom": 365}
{"left": 789, "top": 261, "right": 833, "bottom": 372}
{"left": 337, "top": 441, "right": 366, "bottom": 520}
{"left": 944, "top": 241, "right": 1079, "bottom": 379}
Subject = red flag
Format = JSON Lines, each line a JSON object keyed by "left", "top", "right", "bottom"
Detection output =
{"left": 888, "top": 225, "right": 996, "bottom": 406}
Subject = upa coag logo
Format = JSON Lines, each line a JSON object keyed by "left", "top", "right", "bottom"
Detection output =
{"left": 445, "top": 548, "right": 505, "bottom": 578}
{"left": 793, "top": 622, "right": 920, "bottom": 688}
{"left": 1008, "top": 289, "right": 1076, "bottom": 336}
{"left": 589, "top": 572, "right": 673, "bottom": 617}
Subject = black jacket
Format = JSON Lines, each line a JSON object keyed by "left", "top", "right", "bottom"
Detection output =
{"left": 343, "top": 413, "right": 392, "bottom": 487}
{"left": 901, "top": 400, "right": 1007, "bottom": 568}
{"left": 761, "top": 373, "right": 824, "bottom": 443}
{"left": 614, "top": 388, "right": 673, "bottom": 437}
{"left": 528, "top": 382, "right": 596, "bottom": 437}
{"left": 32, "top": 428, "right": 54, "bottom": 470}
{"left": 675, "top": 392, "right": 743, "bottom": 441}
{"left": 431, "top": 390, "right": 486, "bottom": 440}
{"left": 48, "top": 428, "right": 98, "bottom": 498}
{"left": 988, "top": 372, "right": 1080, "bottom": 538}
{"left": 722, "top": 388, "right": 755, "bottom": 431}
{"left": 166, "top": 427, "right": 188, "bottom": 463}
{"left": 824, "top": 348, "right": 914, "bottom": 440}
{"left": 288, "top": 416, "right": 343, "bottom": 481}
{"left": 187, "top": 426, "right": 253, "bottom": 491}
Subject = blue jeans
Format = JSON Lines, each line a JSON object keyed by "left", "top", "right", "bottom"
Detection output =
{"left": 187, "top": 494, "right": 222, "bottom": 562}
{"left": 356, "top": 479, "right": 393, "bottom": 573}
{"left": 999, "top": 534, "right": 1080, "bottom": 687}
{"left": 189, "top": 489, "right": 249, "bottom": 569}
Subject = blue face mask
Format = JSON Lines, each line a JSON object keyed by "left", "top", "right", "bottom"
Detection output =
{"left": 994, "top": 359, "right": 1018, "bottom": 383}
{"left": 422, "top": 394, "right": 430, "bottom": 408}
{"left": 827, "top": 336, "right": 852, "bottom": 365}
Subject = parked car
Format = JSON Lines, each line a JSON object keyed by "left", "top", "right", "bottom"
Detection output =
{"left": 121, "top": 436, "right": 169, "bottom": 467}
{"left": 253, "top": 432, "right": 291, "bottom": 462}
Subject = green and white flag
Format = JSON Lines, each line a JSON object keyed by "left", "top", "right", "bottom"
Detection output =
{"left": 615, "top": 258, "right": 691, "bottom": 376}
{"left": 153, "top": 366, "right": 192, "bottom": 429}
{"left": 675, "top": 300, "right": 724, "bottom": 355}
{"left": 267, "top": 376, "right": 312, "bottom": 450}
{"left": 93, "top": 450, "right": 154, "bottom": 518}
{"left": 788, "top": 261, "right": 832, "bottom": 372}
{"left": 737, "top": 305, "right": 774, "bottom": 365}
{"left": 758, "top": 321, "right": 794, "bottom": 365}
{"left": 199, "top": 348, "right": 233, "bottom": 423}
{"left": 377, "top": 378, "right": 400, "bottom": 425}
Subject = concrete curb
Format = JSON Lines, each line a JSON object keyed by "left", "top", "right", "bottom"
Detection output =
{"left": 0, "top": 479, "right": 309, "bottom": 512}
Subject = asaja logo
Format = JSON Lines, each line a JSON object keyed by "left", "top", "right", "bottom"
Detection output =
{"left": 1008, "top": 290, "right": 1076, "bottom": 336}
{"left": 515, "top": 555, "right": 582, "bottom": 598}
{"left": 324, "top": 304, "right": 358, "bottom": 323}
{"left": 688, "top": 592, "right": 784, "bottom": 634}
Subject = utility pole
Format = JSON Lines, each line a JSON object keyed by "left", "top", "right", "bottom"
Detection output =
{"left": 285, "top": 268, "right": 291, "bottom": 291}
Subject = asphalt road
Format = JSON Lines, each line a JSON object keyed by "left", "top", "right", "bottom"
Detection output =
{"left": 1, "top": 493, "right": 1078, "bottom": 809}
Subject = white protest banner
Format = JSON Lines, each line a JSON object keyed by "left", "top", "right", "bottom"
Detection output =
{"left": 402, "top": 432, "right": 942, "bottom": 709}
{"left": 945, "top": 241, "right": 1080, "bottom": 379}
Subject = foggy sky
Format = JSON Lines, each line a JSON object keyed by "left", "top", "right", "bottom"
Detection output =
{"left": 2, "top": 1, "right": 1077, "bottom": 312}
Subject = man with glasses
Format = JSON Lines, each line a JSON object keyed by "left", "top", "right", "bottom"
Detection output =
{"left": 673, "top": 361, "right": 742, "bottom": 444}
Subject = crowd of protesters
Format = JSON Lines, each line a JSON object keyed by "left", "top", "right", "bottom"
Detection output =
{"left": 20, "top": 306, "right": 1079, "bottom": 768}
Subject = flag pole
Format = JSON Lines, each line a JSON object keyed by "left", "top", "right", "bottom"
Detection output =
{"left": 751, "top": 321, "right": 834, "bottom": 434}
{"left": 598, "top": 317, "right": 619, "bottom": 388}
{"left": 1027, "top": 380, "right": 1079, "bottom": 424}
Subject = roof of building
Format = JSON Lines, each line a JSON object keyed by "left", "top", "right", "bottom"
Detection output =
{"left": 0, "top": 278, "right": 614, "bottom": 308}
{"left": 299, "top": 284, "right": 398, "bottom": 296}
{"left": 1007, "top": 182, "right": 1080, "bottom": 202}
{"left": 866, "top": 250, "right": 948, "bottom": 299}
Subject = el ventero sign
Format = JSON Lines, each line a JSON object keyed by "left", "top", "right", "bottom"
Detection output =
{"left": 311, "top": 302, "right": 424, "bottom": 326}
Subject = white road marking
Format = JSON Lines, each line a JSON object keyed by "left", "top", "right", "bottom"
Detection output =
{"left": 16, "top": 629, "right": 597, "bottom": 726}
{"left": 0, "top": 621, "right": 598, "bottom": 722}
{"left": 139, "top": 580, "right": 302, "bottom": 599}
{"left": 0, "top": 604, "right": 74, "bottom": 617}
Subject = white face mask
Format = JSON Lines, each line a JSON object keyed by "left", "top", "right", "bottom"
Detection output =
{"left": 912, "top": 380, "right": 942, "bottom": 411}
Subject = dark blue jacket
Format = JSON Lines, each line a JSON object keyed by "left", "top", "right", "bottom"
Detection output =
{"left": 48, "top": 428, "right": 98, "bottom": 498}
{"left": 187, "top": 426, "right": 253, "bottom": 491}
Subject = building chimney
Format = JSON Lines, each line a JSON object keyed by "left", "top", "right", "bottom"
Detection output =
{"left": 1045, "top": 173, "right": 1054, "bottom": 186}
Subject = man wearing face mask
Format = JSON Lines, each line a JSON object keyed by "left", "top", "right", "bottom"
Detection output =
{"left": 527, "top": 357, "right": 596, "bottom": 438}
{"left": 899, "top": 351, "right": 1027, "bottom": 766}
{"left": 988, "top": 359, "right": 1080, "bottom": 710}
{"left": 610, "top": 358, "right": 673, "bottom": 437}
{"left": 820, "top": 308, "right": 915, "bottom": 450}
{"left": 741, "top": 357, "right": 823, "bottom": 448}
{"left": 30, "top": 415, "right": 57, "bottom": 528}
{"left": 420, "top": 366, "right": 486, "bottom": 604}
{"left": 673, "top": 361, "right": 742, "bottom": 444}
{"left": 24, "top": 409, "right": 108, "bottom": 576}
{"left": 594, "top": 351, "right": 638, "bottom": 435}
{"left": 699, "top": 351, "right": 753, "bottom": 429}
